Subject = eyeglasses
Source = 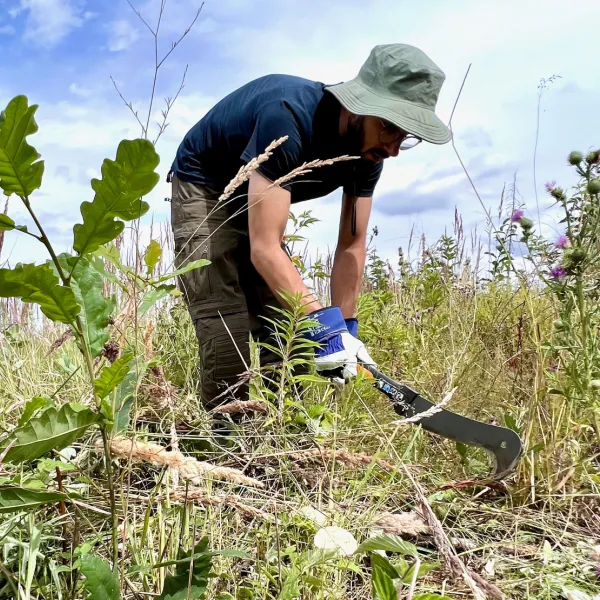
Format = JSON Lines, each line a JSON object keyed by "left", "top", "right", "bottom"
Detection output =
{"left": 378, "top": 118, "right": 422, "bottom": 150}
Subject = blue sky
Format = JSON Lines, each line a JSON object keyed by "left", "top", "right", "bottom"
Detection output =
{"left": 1, "top": 0, "right": 600, "bottom": 273}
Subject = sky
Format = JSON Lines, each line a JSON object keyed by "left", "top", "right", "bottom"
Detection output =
{"left": 1, "top": 0, "right": 599, "bottom": 275}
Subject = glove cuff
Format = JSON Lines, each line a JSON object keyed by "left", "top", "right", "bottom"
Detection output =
{"left": 305, "top": 306, "right": 347, "bottom": 342}
{"left": 345, "top": 318, "right": 358, "bottom": 337}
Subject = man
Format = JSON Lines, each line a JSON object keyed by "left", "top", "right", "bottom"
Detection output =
{"left": 168, "top": 43, "right": 451, "bottom": 410}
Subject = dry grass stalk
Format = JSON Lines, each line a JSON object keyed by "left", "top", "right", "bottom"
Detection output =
{"left": 269, "top": 155, "right": 357, "bottom": 189}
{"left": 103, "top": 436, "right": 264, "bottom": 488}
{"left": 374, "top": 511, "right": 431, "bottom": 537}
{"left": 46, "top": 329, "right": 75, "bottom": 356}
{"left": 403, "top": 466, "right": 504, "bottom": 600}
{"left": 169, "top": 488, "right": 275, "bottom": 521}
{"left": 211, "top": 400, "right": 269, "bottom": 416}
{"left": 391, "top": 387, "right": 457, "bottom": 426}
{"left": 143, "top": 320, "right": 154, "bottom": 362}
{"left": 289, "top": 448, "right": 395, "bottom": 472}
{"left": 219, "top": 136, "right": 288, "bottom": 202}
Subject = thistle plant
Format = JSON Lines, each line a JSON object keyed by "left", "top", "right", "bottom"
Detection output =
{"left": 539, "top": 150, "right": 600, "bottom": 433}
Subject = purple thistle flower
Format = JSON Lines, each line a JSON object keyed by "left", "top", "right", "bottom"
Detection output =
{"left": 511, "top": 209, "right": 525, "bottom": 222}
{"left": 551, "top": 265, "right": 568, "bottom": 280}
{"left": 545, "top": 181, "right": 557, "bottom": 192}
{"left": 555, "top": 235, "right": 569, "bottom": 249}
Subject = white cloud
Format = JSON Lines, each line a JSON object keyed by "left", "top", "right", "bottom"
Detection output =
{"left": 68, "top": 82, "right": 92, "bottom": 97}
{"left": 107, "top": 19, "right": 139, "bottom": 52}
{"left": 8, "top": 5, "right": 23, "bottom": 18}
{"left": 0, "top": 25, "right": 16, "bottom": 35}
{"left": 20, "top": 0, "right": 85, "bottom": 47}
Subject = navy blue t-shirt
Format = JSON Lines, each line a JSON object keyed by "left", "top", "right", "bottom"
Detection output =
{"left": 170, "top": 74, "right": 383, "bottom": 204}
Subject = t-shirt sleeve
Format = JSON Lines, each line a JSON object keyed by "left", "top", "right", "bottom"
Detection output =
{"left": 240, "top": 101, "right": 303, "bottom": 183}
{"left": 343, "top": 159, "right": 384, "bottom": 197}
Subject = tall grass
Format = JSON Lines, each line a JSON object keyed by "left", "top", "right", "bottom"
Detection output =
{"left": 1, "top": 180, "right": 599, "bottom": 598}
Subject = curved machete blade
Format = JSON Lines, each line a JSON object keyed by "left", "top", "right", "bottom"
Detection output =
{"left": 362, "top": 364, "right": 523, "bottom": 479}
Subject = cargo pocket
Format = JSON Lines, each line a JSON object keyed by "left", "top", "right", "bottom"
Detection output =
{"left": 195, "top": 314, "right": 251, "bottom": 408}
{"left": 173, "top": 233, "right": 212, "bottom": 309}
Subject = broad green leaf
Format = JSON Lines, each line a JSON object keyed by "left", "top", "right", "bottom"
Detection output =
{"left": 94, "top": 352, "right": 134, "bottom": 399}
{"left": 89, "top": 254, "right": 128, "bottom": 292}
{"left": 156, "top": 259, "right": 210, "bottom": 283}
{"left": 139, "top": 284, "right": 176, "bottom": 317}
{"left": 60, "top": 255, "right": 116, "bottom": 357}
{"left": 0, "top": 486, "right": 67, "bottom": 513}
{"left": 371, "top": 553, "right": 399, "bottom": 581}
{"left": 94, "top": 244, "right": 136, "bottom": 278}
{"left": 144, "top": 239, "right": 162, "bottom": 275}
{"left": 18, "top": 396, "right": 54, "bottom": 427}
{"left": 0, "top": 95, "right": 44, "bottom": 197}
{"left": 36, "top": 458, "right": 76, "bottom": 475}
{"left": 1, "top": 402, "right": 99, "bottom": 463}
{"left": 503, "top": 412, "right": 520, "bottom": 433}
{"left": 158, "top": 543, "right": 212, "bottom": 600}
{"left": 0, "top": 214, "right": 15, "bottom": 230}
{"left": 371, "top": 554, "right": 398, "bottom": 600}
{"left": 113, "top": 363, "right": 142, "bottom": 433}
{"left": 401, "top": 560, "right": 441, "bottom": 583}
{"left": 80, "top": 554, "right": 120, "bottom": 600}
{"left": 357, "top": 534, "right": 418, "bottom": 557}
{"left": 149, "top": 549, "right": 249, "bottom": 570}
{"left": 73, "top": 139, "right": 160, "bottom": 255}
{"left": 0, "top": 262, "right": 80, "bottom": 325}
{"left": 455, "top": 442, "right": 468, "bottom": 461}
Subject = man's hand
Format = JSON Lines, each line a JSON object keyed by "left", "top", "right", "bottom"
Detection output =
{"left": 306, "top": 306, "right": 376, "bottom": 381}
{"left": 248, "top": 171, "right": 321, "bottom": 313}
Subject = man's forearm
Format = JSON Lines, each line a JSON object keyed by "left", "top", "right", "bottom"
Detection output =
{"left": 330, "top": 244, "right": 366, "bottom": 318}
{"left": 251, "top": 245, "right": 322, "bottom": 313}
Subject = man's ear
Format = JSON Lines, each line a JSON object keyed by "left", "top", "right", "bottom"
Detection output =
{"left": 349, "top": 113, "right": 364, "bottom": 127}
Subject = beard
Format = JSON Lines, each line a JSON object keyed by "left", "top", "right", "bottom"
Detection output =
{"left": 346, "top": 116, "right": 387, "bottom": 162}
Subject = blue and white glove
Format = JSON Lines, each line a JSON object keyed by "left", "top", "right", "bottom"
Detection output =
{"left": 305, "top": 307, "right": 376, "bottom": 380}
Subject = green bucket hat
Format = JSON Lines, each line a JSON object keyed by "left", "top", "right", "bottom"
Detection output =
{"left": 326, "top": 43, "right": 452, "bottom": 145}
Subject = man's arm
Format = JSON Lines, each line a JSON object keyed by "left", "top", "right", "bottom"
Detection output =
{"left": 248, "top": 171, "right": 322, "bottom": 313}
{"left": 330, "top": 193, "right": 373, "bottom": 318}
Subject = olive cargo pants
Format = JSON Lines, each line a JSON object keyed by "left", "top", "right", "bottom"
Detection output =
{"left": 170, "top": 175, "right": 287, "bottom": 409}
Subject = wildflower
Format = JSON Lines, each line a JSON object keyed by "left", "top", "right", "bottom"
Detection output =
{"left": 568, "top": 151, "right": 583, "bottom": 166}
{"left": 545, "top": 181, "right": 556, "bottom": 192}
{"left": 555, "top": 235, "right": 569, "bottom": 249}
{"left": 511, "top": 209, "right": 525, "bottom": 222}
{"left": 550, "top": 266, "right": 568, "bottom": 280}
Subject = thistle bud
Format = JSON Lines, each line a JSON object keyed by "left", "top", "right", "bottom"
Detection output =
{"left": 587, "top": 179, "right": 600, "bottom": 195}
{"left": 553, "top": 319, "right": 567, "bottom": 331}
{"left": 562, "top": 247, "right": 586, "bottom": 270}
{"left": 568, "top": 151, "right": 583, "bottom": 165}
{"left": 585, "top": 150, "right": 600, "bottom": 165}
{"left": 519, "top": 217, "right": 534, "bottom": 230}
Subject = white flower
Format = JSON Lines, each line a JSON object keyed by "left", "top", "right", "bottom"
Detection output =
{"left": 299, "top": 506, "right": 328, "bottom": 527}
{"left": 314, "top": 526, "right": 358, "bottom": 557}
{"left": 58, "top": 447, "right": 77, "bottom": 462}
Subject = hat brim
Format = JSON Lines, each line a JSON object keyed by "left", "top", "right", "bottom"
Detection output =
{"left": 326, "top": 79, "right": 452, "bottom": 145}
